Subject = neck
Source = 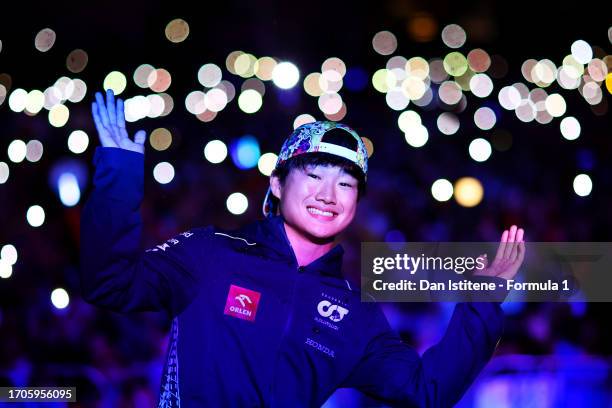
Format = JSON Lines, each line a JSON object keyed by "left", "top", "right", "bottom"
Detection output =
{"left": 283, "top": 221, "right": 336, "bottom": 267}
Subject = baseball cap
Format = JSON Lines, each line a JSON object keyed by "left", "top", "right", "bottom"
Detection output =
{"left": 262, "top": 121, "right": 369, "bottom": 217}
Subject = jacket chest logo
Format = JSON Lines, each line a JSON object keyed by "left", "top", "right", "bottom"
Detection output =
{"left": 224, "top": 284, "right": 261, "bottom": 322}
{"left": 317, "top": 300, "right": 349, "bottom": 322}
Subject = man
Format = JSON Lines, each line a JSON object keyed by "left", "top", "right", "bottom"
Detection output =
{"left": 81, "top": 89, "right": 525, "bottom": 407}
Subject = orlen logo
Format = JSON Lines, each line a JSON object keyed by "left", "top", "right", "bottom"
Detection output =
{"left": 317, "top": 300, "right": 349, "bottom": 322}
{"left": 224, "top": 285, "right": 261, "bottom": 322}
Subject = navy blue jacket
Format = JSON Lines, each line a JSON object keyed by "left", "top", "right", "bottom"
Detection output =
{"left": 80, "top": 147, "right": 505, "bottom": 407}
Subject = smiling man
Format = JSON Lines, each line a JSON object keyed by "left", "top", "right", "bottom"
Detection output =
{"left": 80, "top": 89, "right": 525, "bottom": 407}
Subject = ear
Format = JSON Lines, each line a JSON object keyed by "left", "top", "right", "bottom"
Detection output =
{"left": 270, "top": 175, "right": 282, "bottom": 200}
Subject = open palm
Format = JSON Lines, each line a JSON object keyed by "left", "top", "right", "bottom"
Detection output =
{"left": 91, "top": 89, "right": 146, "bottom": 154}
{"left": 475, "top": 225, "right": 526, "bottom": 281}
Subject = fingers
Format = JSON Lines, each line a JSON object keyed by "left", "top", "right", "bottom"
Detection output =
{"left": 503, "top": 225, "right": 518, "bottom": 259}
{"left": 493, "top": 229, "right": 509, "bottom": 265}
{"left": 106, "top": 89, "right": 117, "bottom": 126}
{"left": 94, "top": 92, "right": 111, "bottom": 128}
{"left": 510, "top": 228, "right": 525, "bottom": 262}
{"left": 91, "top": 102, "right": 104, "bottom": 133}
{"left": 134, "top": 130, "right": 147, "bottom": 145}
{"left": 117, "top": 98, "right": 126, "bottom": 129}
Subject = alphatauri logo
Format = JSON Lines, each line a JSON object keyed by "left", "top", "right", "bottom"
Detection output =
{"left": 224, "top": 285, "right": 261, "bottom": 322}
{"left": 317, "top": 300, "right": 349, "bottom": 322}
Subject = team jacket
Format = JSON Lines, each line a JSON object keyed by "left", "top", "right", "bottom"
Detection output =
{"left": 79, "top": 147, "right": 506, "bottom": 408}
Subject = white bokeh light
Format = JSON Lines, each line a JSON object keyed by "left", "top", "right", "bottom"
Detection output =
{"left": 468, "top": 138, "right": 492, "bottom": 162}
{"left": 204, "top": 140, "right": 228, "bottom": 164}
{"left": 153, "top": 162, "right": 175, "bottom": 184}
{"left": 8, "top": 140, "right": 27, "bottom": 163}
{"left": 0, "top": 259, "right": 12, "bottom": 279}
{"left": 26, "top": 205, "right": 45, "bottom": 227}
{"left": 67, "top": 130, "right": 89, "bottom": 154}
{"left": 573, "top": 174, "right": 592, "bottom": 197}
{"left": 51, "top": 288, "right": 70, "bottom": 309}
{"left": 257, "top": 153, "right": 278, "bottom": 176}
{"left": 227, "top": 192, "right": 248, "bottom": 215}
{"left": 58, "top": 173, "right": 81, "bottom": 207}
{"left": 560, "top": 117, "right": 581, "bottom": 140}
{"left": 431, "top": 179, "right": 454, "bottom": 202}
{"left": 1, "top": 244, "right": 18, "bottom": 265}
{"left": 272, "top": 62, "right": 300, "bottom": 89}
{"left": 571, "top": 40, "right": 593, "bottom": 65}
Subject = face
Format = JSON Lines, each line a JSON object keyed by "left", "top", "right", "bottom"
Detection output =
{"left": 271, "top": 164, "right": 359, "bottom": 242}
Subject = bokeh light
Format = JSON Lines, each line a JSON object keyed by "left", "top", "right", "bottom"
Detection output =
{"left": 8, "top": 140, "right": 27, "bottom": 163}
{"left": 58, "top": 173, "right": 81, "bottom": 207}
{"left": 437, "top": 112, "right": 460, "bottom": 135}
{"left": 49, "top": 104, "right": 70, "bottom": 127}
{"left": 198, "top": 64, "right": 222, "bottom": 87}
{"left": 67, "top": 130, "right": 89, "bottom": 154}
{"left": 257, "top": 153, "right": 278, "bottom": 176}
{"left": 469, "top": 74, "right": 493, "bottom": 98}
{"left": 454, "top": 177, "right": 484, "bottom": 207}
{"left": 545, "top": 93, "right": 567, "bottom": 117}
{"left": 474, "top": 107, "right": 496, "bottom": 130}
{"left": 468, "top": 138, "right": 493, "bottom": 162}
{"left": 498, "top": 86, "right": 522, "bottom": 110}
{"left": 25, "top": 140, "right": 44, "bottom": 162}
{"left": 165, "top": 18, "right": 190, "bottom": 43}
{"left": 571, "top": 40, "right": 593, "bottom": 64}
{"left": 573, "top": 174, "right": 592, "bottom": 197}
{"left": 272, "top": 62, "right": 300, "bottom": 89}
{"left": 238, "top": 89, "right": 263, "bottom": 113}
{"left": 227, "top": 192, "right": 248, "bottom": 215}
{"left": 35, "top": 28, "right": 56, "bottom": 52}
{"left": 439, "top": 81, "right": 463, "bottom": 105}
{"left": 1, "top": 244, "right": 17, "bottom": 265}
{"left": 372, "top": 31, "right": 397, "bottom": 55}
{"left": 26, "top": 205, "right": 45, "bottom": 227}
{"left": 134, "top": 64, "right": 155, "bottom": 88}
{"left": 0, "top": 260, "right": 12, "bottom": 279}
{"left": 51, "top": 288, "right": 70, "bottom": 309}
{"left": 441, "top": 24, "right": 466, "bottom": 49}
{"left": 255, "top": 57, "right": 277, "bottom": 81}
{"left": 404, "top": 124, "right": 429, "bottom": 148}
{"left": 293, "top": 113, "right": 316, "bottom": 129}
{"left": 204, "top": 140, "right": 228, "bottom": 164}
{"left": 0, "top": 162, "right": 9, "bottom": 184}
{"left": 467, "top": 49, "right": 491, "bottom": 72}
{"left": 150, "top": 128, "right": 172, "bottom": 151}
{"left": 231, "top": 135, "right": 261, "bottom": 169}
{"left": 66, "top": 49, "right": 88, "bottom": 73}
{"left": 103, "top": 71, "right": 127, "bottom": 95}
{"left": 443, "top": 52, "right": 468, "bottom": 76}
{"left": 153, "top": 162, "right": 175, "bottom": 184}
{"left": 148, "top": 68, "right": 172, "bottom": 93}
{"left": 431, "top": 179, "right": 454, "bottom": 202}
{"left": 560, "top": 117, "right": 581, "bottom": 140}
{"left": 8, "top": 88, "right": 27, "bottom": 112}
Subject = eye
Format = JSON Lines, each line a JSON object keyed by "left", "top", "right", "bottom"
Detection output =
{"left": 339, "top": 182, "right": 354, "bottom": 188}
{"left": 308, "top": 173, "right": 320, "bottom": 180}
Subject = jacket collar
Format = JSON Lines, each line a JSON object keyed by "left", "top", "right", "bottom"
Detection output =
{"left": 237, "top": 214, "right": 345, "bottom": 278}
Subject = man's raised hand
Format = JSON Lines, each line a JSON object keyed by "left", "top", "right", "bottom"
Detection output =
{"left": 475, "top": 225, "right": 526, "bottom": 281}
{"left": 91, "top": 89, "right": 146, "bottom": 154}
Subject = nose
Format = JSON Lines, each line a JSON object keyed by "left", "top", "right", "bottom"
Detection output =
{"left": 315, "top": 180, "right": 336, "bottom": 204}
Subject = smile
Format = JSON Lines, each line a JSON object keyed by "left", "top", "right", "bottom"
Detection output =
{"left": 307, "top": 206, "right": 337, "bottom": 218}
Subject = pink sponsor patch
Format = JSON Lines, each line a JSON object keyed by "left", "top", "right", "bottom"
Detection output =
{"left": 224, "top": 284, "right": 261, "bottom": 322}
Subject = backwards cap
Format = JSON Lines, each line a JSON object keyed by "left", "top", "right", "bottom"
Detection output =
{"left": 262, "top": 121, "right": 369, "bottom": 217}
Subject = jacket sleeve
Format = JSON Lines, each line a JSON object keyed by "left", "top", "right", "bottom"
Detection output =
{"left": 342, "top": 302, "right": 504, "bottom": 408}
{"left": 79, "top": 147, "right": 213, "bottom": 315}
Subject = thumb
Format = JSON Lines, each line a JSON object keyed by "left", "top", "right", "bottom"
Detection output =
{"left": 134, "top": 130, "right": 147, "bottom": 145}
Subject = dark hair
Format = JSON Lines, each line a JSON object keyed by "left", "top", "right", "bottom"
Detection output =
{"left": 270, "top": 127, "right": 367, "bottom": 208}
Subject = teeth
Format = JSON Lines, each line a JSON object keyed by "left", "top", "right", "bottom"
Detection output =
{"left": 308, "top": 207, "right": 334, "bottom": 217}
